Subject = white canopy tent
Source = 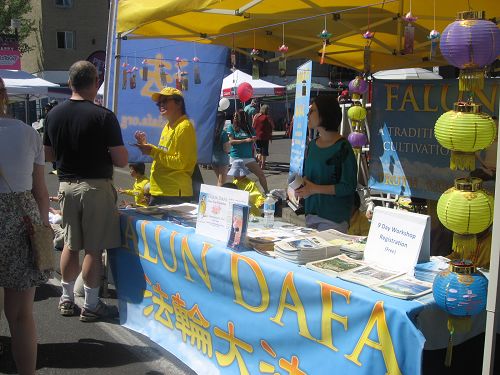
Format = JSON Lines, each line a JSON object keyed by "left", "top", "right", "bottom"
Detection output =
{"left": 221, "top": 69, "right": 285, "bottom": 99}
{"left": 372, "top": 68, "right": 443, "bottom": 80}
{"left": 0, "top": 69, "right": 60, "bottom": 122}
{"left": 0, "top": 69, "right": 60, "bottom": 97}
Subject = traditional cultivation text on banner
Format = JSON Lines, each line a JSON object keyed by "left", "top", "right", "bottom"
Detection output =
{"left": 369, "top": 79, "right": 498, "bottom": 200}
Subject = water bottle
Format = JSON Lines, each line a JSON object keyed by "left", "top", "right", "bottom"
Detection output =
{"left": 263, "top": 194, "right": 275, "bottom": 228}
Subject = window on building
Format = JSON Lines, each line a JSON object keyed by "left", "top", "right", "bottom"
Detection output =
{"left": 55, "top": 0, "right": 73, "bottom": 7}
{"left": 57, "top": 31, "right": 75, "bottom": 49}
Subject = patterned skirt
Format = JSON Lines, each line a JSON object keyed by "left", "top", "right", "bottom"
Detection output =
{"left": 0, "top": 191, "right": 51, "bottom": 290}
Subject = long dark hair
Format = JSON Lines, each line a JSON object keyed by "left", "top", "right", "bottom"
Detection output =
{"left": 214, "top": 111, "right": 226, "bottom": 145}
{"left": 233, "top": 109, "right": 251, "bottom": 134}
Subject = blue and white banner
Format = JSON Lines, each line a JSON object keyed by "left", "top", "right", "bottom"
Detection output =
{"left": 369, "top": 79, "right": 498, "bottom": 199}
{"left": 288, "top": 61, "right": 312, "bottom": 179}
{"left": 109, "top": 212, "right": 427, "bottom": 375}
{"left": 106, "top": 36, "right": 227, "bottom": 163}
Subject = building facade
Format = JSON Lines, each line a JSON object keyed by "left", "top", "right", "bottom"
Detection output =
{"left": 22, "top": 0, "right": 110, "bottom": 85}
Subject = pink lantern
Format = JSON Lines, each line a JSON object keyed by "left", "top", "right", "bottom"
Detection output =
{"left": 237, "top": 82, "right": 253, "bottom": 102}
{"left": 348, "top": 132, "right": 368, "bottom": 149}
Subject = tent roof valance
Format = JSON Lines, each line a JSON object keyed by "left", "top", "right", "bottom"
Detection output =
{"left": 116, "top": 0, "right": 498, "bottom": 72}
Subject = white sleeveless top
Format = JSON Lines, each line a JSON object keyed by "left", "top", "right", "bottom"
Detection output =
{"left": 0, "top": 118, "right": 44, "bottom": 193}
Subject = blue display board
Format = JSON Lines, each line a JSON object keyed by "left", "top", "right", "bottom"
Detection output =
{"left": 109, "top": 212, "right": 428, "bottom": 374}
{"left": 106, "top": 37, "right": 228, "bottom": 164}
{"left": 369, "top": 79, "right": 498, "bottom": 199}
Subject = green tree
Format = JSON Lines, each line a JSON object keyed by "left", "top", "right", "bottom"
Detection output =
{"left": 0, "top": 0, "right": 36, "bottom": 53}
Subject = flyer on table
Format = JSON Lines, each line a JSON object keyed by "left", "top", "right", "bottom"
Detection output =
{"left": 195, "top": 184, "right": 249, "bottom": 243}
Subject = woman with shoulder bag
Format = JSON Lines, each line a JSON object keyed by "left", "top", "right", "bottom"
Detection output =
{"left": 295, "top": 95, "right": 357, "bottom": 233}
{"left": 0, "top": 77, "right": 51, "bottom": 375}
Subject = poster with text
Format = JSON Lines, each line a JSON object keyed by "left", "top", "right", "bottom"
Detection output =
{"left": 369, "top": 78, "right": 498, "bottom": 200}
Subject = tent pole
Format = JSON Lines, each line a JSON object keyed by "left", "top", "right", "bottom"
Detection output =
{"left": 103, "top": 0, "right": 117, "bottom": 108}
{"left": 25, "top": 94, "right": 29, "bottom": 124}
{"left": 112, "top": 33, "right": 122, "bottom": 114}
{"left": 482, "top": 96, "right": 500, "bottom": 374}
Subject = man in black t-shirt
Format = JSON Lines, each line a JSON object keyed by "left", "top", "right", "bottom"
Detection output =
{"left": 44, "top": 61, "right": 128, "bottom": 322}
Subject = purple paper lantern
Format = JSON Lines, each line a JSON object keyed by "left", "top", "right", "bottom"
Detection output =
{"left": 440, "top": 11, "right": 500, "bottom": 92}
{"left": 348, "top": 132, "right": 368, "bottom": 149}
{"left": 348, "top": 76, "right": 368, "bottom": 101}
{"left": 440, "top": 11, "right": 500, "bottom": 69}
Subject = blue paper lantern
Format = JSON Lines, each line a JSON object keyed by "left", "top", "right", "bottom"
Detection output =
{"left": 433, "top": 260, "right": 488, "bottom": 316}
{"left": 432, "top": 260, "right": 488, "bottom": 366}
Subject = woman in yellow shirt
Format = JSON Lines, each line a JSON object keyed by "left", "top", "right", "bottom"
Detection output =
{"left": 134, "top": 87, "right": 197, "bottom": 205}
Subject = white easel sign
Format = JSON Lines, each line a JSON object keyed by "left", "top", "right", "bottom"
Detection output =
{"left": 364, "top": 206, "right": 430, "bottom": 274}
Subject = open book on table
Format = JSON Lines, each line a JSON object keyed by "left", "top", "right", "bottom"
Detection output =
{"left": 306, "top": 254, "right": 402, "bottom": 286}
{"left": 370, "top": 275, "right": 433, "bottom": 300}
{"left": 306, "top": 255, "right": 432, "bottom": 299}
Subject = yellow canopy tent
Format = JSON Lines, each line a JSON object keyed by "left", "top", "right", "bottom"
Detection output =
{"left": 116, "top": 0, "right": 498, "bottom": 72}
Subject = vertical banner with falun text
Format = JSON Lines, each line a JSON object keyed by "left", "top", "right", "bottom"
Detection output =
{"left": 287, "top": 61, "right": 312, "bottom": 208}
{"left": 369, "top": 79, "right": 498, "bottom": 200}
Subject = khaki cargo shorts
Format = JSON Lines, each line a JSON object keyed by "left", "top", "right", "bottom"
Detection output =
{"left": 59, "top": 179, "right": 121, "bottom": 252}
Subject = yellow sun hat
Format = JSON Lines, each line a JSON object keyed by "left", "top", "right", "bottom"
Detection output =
{"left": 151, "top": 86, "right": 183, "bottom": 102}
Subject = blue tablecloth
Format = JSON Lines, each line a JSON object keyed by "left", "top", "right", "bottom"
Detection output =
{"left": 109, "top": 210, "right": 437, "bottom": 374}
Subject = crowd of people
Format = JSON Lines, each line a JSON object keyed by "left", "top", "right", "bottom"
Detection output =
{"left": 0, "top": 49, "right": 407, "bottom": 373}
{"left": 5, "top": 58, "right": 471, "bottom": 375}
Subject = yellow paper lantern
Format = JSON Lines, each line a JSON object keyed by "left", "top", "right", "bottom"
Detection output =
{"left": 347, "top": 105, "right": 367, "bottom": 122}
{"left": 347, "top": 104, "right": 367, "bottom": 131}
{"left": 434, "top": 102, "right": 496, "bottom": 171}
{"left": 437, "top": 177, "right": 494, "bottom": 256}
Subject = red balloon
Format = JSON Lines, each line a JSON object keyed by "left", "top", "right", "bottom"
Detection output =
{"left": 237, "top": 82, "right": 253, "bottom": 102}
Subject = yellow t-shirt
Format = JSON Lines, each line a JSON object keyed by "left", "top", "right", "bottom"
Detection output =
{"left": 122, "top": 175, "right": 149, "bottom": 207}
{"left": 233, "top": 177, "right": 266, "bottom": 217}
{"left": 149, "top": 115, "right": 197, "bottom": 197}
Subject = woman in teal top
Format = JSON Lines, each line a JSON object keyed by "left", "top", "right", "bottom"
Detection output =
{"left": 227, "top": 109, "right": 269, "bottom": 193}
{"left": 296, "top": 95, "right": 357, "bottom": 232}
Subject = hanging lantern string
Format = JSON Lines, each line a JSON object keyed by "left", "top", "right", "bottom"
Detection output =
{"left": 120, "top": 55, "right": 222, "bottom": 65}
{"left": 282, "top": 23, "right": 285, "bottom": 45}
{"left": 433, "top": 0, "right": 436, "bottom": 30}
{"left": 127, "top": 0, "right": 398, "bottom": 53}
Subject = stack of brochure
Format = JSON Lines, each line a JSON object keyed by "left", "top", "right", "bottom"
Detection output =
{"left": 274, "top": 235, "right": 341, "bottom": 264}
{"left": 315, "top": 229, "right": 367, "bottom": 260}
{"left": 136, "top": 203, "right": 198, "bottom": 227}
{"left": 414, "top": 256, "right": 450, "bottom": 283}
{"left": 306, "top": 254, "right": 433, "bottom": 300}
{"left": 246, "top": 225, "right": 317, "bottom": 253}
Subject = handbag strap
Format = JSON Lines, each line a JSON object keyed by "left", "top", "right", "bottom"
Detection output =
{"left": 0, "top": 167, "right": 34, "bottom": 234}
